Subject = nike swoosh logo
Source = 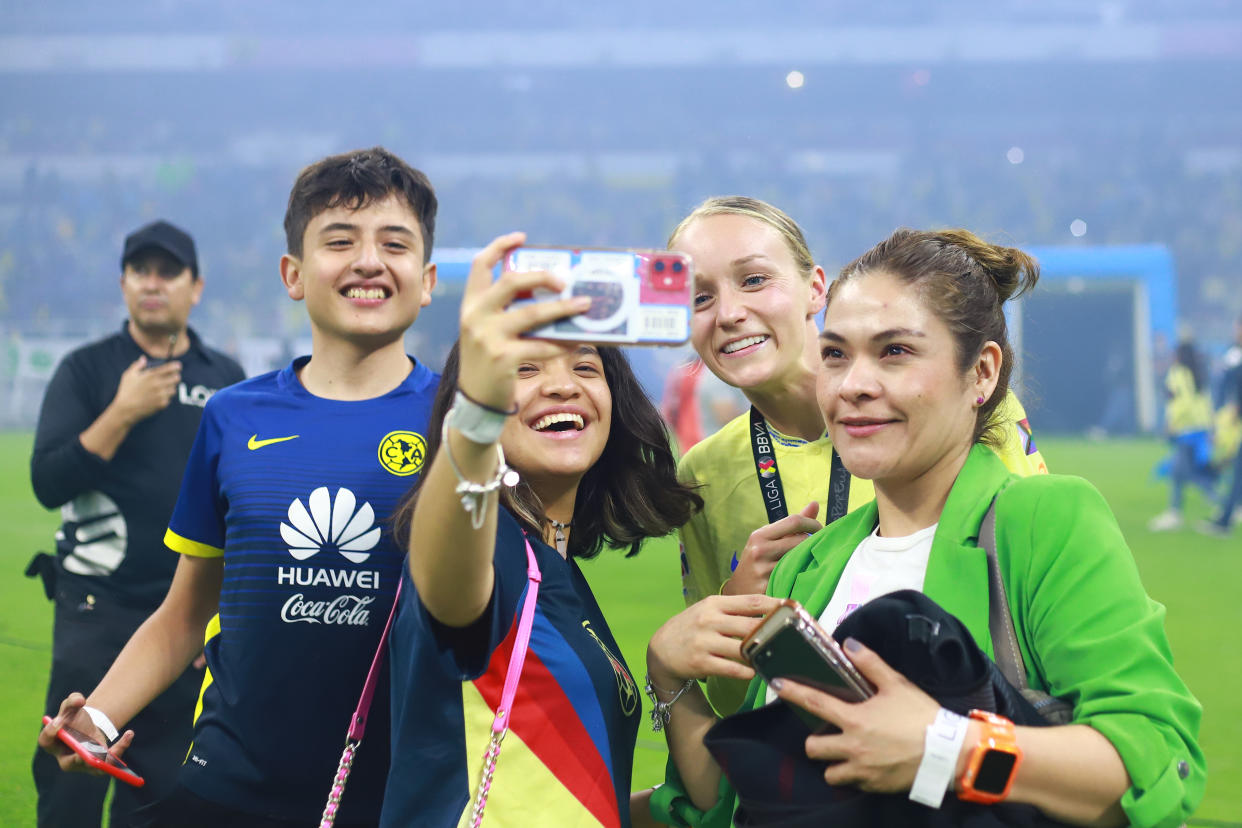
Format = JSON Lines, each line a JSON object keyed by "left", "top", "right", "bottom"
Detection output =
{"left": 248, "top": 434, "right": 300, "bottom": 450}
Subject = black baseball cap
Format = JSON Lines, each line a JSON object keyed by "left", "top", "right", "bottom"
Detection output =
{"left": 121, "top": 220, "right": 198, "bottom": 277}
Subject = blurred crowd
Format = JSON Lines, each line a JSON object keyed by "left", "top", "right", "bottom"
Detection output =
{"left": 2, "top": 142, "right": 1239, "bottom": 349}
{"left": 9, "top": 0, "right": 1240, "bottom": 32}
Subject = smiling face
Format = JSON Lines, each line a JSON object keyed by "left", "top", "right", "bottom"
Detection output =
{"left": 673, "top": 213, "right": 825, "bottom": 394}
{"left": 500, "top": 346, "right": 612, "bottom": 494}
{"left": 279, "top": 194, "right": 436, "bottom": 351}
{"left": 817, "top": 270, "right": 999, "bottom": 486}
{"left": 120, "top": 250, "right": 203, "bottom": 339}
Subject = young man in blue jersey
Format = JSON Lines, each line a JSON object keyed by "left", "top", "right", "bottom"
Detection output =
{"left": 38, "top": 147, "right": 440, "bottom": 827}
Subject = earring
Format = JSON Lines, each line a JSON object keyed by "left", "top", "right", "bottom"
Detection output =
{"left": 975, "top": 396, "right": 985, "bottom": 405}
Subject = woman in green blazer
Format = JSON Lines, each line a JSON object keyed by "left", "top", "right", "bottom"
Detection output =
{"left": 643, "top": 229, "right": 1203, "bottom": 828}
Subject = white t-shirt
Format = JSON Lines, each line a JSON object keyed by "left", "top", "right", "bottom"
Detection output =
{"left": 764, "top": 523, "right": 937, "bottom": 706}
{"left": 818, "top": 523, "right": 938, "bottom": 633}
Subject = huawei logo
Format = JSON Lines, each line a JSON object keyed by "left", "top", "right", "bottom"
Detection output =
{"left": 279, "top": 486, "right": 381, "bottom": 563}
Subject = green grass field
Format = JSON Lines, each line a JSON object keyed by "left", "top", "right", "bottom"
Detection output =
{"left": 1, "top": 432, "right": 1237, "bottom": 825}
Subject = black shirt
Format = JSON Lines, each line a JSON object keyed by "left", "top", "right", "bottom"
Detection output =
{"left": 31, "top": 321, "right": 245, "bottom": 609}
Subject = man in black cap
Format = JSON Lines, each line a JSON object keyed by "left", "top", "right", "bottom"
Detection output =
{"left": 27, "top": 219, "right": 245, "bottom": 827}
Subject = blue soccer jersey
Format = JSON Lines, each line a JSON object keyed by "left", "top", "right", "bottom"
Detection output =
{"left": 165, "top": 356, "right": 437, "bottom": 823}
{"left": 381, "top": 509, "right": 642, "bottom": 827}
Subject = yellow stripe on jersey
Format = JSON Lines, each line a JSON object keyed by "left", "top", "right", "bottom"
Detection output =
{"left": 165, "top": 528, "right": 224, "bottom": 558}
{"left": 192, "top": 613, "right": 221, "bottom": 726}
{"left": 456, "top": 682, "right": 604, "bottom": 828}
{"left": 185, "top": 612, "right": 221, "bottom": 764}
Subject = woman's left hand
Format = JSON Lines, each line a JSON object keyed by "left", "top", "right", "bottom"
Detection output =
{"left": 772, "top": 637, "right": 941, "bottom": 793}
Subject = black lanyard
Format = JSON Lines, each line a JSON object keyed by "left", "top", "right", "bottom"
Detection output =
{"left": 748, "top": 406, "right": 851, "bottom": 526}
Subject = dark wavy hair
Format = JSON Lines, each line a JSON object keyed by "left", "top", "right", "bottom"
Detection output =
{"left": 394, "top": 342, "right": 702, "bottom": 559}
{"left": 283, "top": 146, "right": 438, "bottom": 262}
{"left": 831, "top": 228, "right": 1040, "bottom": 448}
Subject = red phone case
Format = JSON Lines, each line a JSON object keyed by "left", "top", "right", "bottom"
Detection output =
{"left": 42, "top": 715, "right": 145, "bottom": 787}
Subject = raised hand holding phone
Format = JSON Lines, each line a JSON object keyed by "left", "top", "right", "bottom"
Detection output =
{"left": 456, "top": 232, "right": 592, "bottom": 412}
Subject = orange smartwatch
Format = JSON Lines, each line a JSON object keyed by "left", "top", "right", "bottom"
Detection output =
{"left": 956, "top": 710, "right": 1022, "bottom": 804}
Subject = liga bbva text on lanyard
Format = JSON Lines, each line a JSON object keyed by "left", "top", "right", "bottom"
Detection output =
{"left": 749, "top": 406, "right": 850, "bottom": 525}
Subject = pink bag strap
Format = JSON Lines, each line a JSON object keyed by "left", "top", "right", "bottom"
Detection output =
{"left": 348, "top": 576, "right": 404, "bottom": 742}
{"left": 320, "top": 574, "right": 404, "bottom": 827}
{"left": 323, "top": 537, "right": 544, "bottom": 828}
{"left": 467, "top": 536, "right": 542, "bottom": 826}
{"left": 491, "top": 537, "right": 542, "bottom": 735}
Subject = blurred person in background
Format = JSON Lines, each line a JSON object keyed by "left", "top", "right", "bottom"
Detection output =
{"left": 645, "top": 228, "right": 1203, "bottom": 828}
{"left": 662, "top": 356, "right": 707, "bottom": 451}
{"left": 381, "top": 233, "right": 701, "bottom": 827}
{"left": 38, "top": 147, "right": 439, "bottom": 827}
{"left": 26, "top": 219, "right": 245, "bottom": 827}
{"left": 664, "top": 197, "right": 1047, "bottom": 715}
{"left": 1198, "top": 313, "right": 1242, "bottom": 536}
{"left": 1148, "top": 337, "right": 1219, "bottom": 531}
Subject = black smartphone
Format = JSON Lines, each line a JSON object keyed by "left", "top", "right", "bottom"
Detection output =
{"left": 741, "top": 600, "right": 874, "bottom": 730}
{"left": 143, "top": 333, "right": 178, "bottom": 370}
{"left": 41, "top": 716, "right": 145, "bottom": 787}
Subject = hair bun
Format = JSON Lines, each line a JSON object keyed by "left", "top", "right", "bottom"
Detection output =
{"left": 937, "top": 229, "right": 1040, "bottom": 303}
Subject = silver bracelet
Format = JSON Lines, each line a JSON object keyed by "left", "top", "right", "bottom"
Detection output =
{"left": 445, "top": 390, "right": 512, "bottom": 445}
{"left": 644, "top": 674, "right": 696, "bottom": 732}
{"left": 441, "top": 420, "right": 519, "bottom": 529}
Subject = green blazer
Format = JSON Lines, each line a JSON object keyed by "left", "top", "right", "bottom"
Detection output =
{"left": 653, "top": 446, "right": 1204, "bottom": 828}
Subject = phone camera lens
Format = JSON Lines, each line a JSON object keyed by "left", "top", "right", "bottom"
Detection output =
{"left": 672, "top": 261, "right": 685, "bottom": 273}
{"left": 654, "top": 260, "right": 666, "bottom": 272}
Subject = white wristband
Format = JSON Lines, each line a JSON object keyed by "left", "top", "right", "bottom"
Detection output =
{"left": 445, "top": 390, "right": 512, "bottom": 445}
{"left": 909, "top": 707, "right": 968, "bottom": 808}
{"left": 82, "top": 706, "right": 119, "bottom": 744}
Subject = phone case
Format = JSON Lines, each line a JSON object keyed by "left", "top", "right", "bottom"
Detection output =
{"left": 502, "top": 246, "right": 693, "bottom": 346}
{"left": 741, "top": 602, "right": 874, "bottom": 729}
{"left": 42, "top": 716, "right": 145, "bottom": 788}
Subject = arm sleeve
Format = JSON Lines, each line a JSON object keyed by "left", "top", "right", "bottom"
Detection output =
{"left": 30, "top": 354, "right": 111, "bottom": 509}
{"left": 1002, "top": 476, "right": 1204, "bottom": 828}
{"left": 164, "top": 400, "right": 227, "bottom": 558}
{"left": 649, "top": 766, "right": 736, "bottom": 828}
{"left": 648, "top": 678, "right": 766, "bottom": 826}
{"left": 410, "top": 510, "right": 531, "bottom": 681}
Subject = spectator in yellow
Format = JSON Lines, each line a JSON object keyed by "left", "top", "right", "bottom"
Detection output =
{"left": 1149, "top": 339, "right": 1218, "bottom": 531}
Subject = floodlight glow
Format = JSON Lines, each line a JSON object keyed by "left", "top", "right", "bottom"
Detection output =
{"left": 786, "top": 71, "right": 805, "bottom": 89}
{"left": 1070, "top": 219, "right": 1088, "bottom": 237}
{"left": 1007, "top": 146, "right": 1025, "bottom": 165}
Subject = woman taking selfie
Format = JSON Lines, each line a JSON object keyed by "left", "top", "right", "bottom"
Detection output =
{"left": 645, "top": 229, "right": 1203, "bottom": 827}
{"left": 667, "top": 198, "right": 1047, "bottom": 713}
{"left": 380, "top": 233, "right": 701, "bottom": 827}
